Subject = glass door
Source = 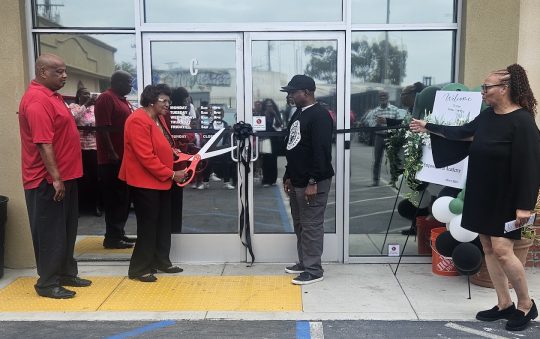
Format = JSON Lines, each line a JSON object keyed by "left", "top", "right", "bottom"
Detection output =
{"left": 244, "top": 32, "right": 345, "bottom": 262}
{"left": 142, "top": 33, "right": 245, "bottom": 262}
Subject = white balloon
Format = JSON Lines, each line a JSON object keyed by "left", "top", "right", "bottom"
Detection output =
{"left": 431, "top": 196, "right": 455, "bottom": 223}
{"left": 446, "top": 223, "right": 450, "bottom": 230}
{"left": 449, "top": 214, "right": 478, "bottom": 242}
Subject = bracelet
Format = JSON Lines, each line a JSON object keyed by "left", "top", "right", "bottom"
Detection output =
{"left": 172, "top": 172, "right": 175, "bottom": 180}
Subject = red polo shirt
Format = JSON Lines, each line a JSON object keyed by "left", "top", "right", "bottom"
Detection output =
{"left": 94, "top": 88, "right": 133, "bottom": 165}
{"left": 18, "top": 80, "right": 83, "bottom": 189}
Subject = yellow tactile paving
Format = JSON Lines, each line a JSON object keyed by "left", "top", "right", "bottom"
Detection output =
{"left": 0, "top": 277, "right": 124, "bottom": 312}
{"left": 75, "top": 236, "right": 133, "bottom": 254}
{"left": 101, "top": 276, "right": 301, "bottom": 312}
{"left": 0, "top": 276, "right": 302, "bottom": 312}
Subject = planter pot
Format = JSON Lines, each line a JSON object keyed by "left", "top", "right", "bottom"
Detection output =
{"left": 470, "top": 238, "right": 533, "bottom": 289}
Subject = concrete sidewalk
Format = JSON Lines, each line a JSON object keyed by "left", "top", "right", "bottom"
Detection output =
{"left": 0, "top": 263, "right": 539, "bottom": 323}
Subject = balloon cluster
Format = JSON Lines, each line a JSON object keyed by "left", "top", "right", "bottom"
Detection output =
{"left": 432, "top": 189, "right": 483, "bottom": 276}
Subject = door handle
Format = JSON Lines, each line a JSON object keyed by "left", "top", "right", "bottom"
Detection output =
{"left": 230, "top": 134, "right": 258, "bottom": 162}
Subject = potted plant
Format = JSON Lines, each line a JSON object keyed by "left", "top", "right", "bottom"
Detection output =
{"left": 470, "top": 224, "right": 539, "bottom": 288}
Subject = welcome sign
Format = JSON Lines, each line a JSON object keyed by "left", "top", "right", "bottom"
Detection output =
{"left": 415, "top": 90, "right": 482, "bottom": 188}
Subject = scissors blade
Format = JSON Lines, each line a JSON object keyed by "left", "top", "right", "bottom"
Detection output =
{"left": 191, "top": 128, "right": 226, "bottom": 160}
{"left": 199, "top": 145, "right": 237, "bottom": 160}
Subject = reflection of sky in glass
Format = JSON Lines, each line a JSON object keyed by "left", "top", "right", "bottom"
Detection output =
{"left": 151, "top": 41, "right": 236, "bottom": 70}
{"left": 252, "top": 41, "right": 337, "bottom": 84}
{"left": 352, "top": 0, "right": 455, "bottom": 24}
{"left": 94, "top": 35, "right": 136, "bottom": 66}
{"left": 34, "top": 0, "right": 134, "bottom": 27}
{"left": 145, "top": 0, "right": 342, "bottom": 23}
{"left": 352, "top": 31, "right": 454, "bottom": 86}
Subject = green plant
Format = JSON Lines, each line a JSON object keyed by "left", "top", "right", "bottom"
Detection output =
{"left": 521, "top": 225, "right": 540, "bottom": 243}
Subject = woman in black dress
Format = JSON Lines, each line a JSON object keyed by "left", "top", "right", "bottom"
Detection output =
{"left": 410, "top": 64, "right": 539, "bottom": 331}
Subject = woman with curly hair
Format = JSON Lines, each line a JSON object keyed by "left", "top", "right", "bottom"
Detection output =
{"left": 410, "top": 64, "right": 539, "bottom": 331}
{"left": 119, "top": 84, "right": 187, "bottom": 282}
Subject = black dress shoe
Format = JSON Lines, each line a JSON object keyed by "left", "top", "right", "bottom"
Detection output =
{"left": 476, "top": 303, "right": 515, "bottom": 321}
{"left": 506, "top": 300, "right": 538, "bottom": 331}
{"left": 130, "top": 274, "right": 157, "bottom": 282}
{"left": 60, "top": 276, "right": 92, "bottom": 287}
{"left": 35, "top": 285, "right": 76, "bottom": 299}
{"left": 103, "top": 239, "right": 134, "bottom": 249}
{"left": 157, "top": 266, "right": 183, "bottom": 273}
{"left": 121, "top": 236, "right": 137, "bottom": 243}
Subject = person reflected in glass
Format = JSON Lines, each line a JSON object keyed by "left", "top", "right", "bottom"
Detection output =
{"left": 69, "top": 87, "right": 102, "bottom": 217}
{"left": 119, "top": 84, "right": 186, "bottom": 282}
{"left": 363, "top": 91, "right": 406, "bottom": 186}
{"left": 410, "top": 64, "right": 539, "bottom": 331}
{"left": 261, "top": 98, "right": 283, "bottom": 187}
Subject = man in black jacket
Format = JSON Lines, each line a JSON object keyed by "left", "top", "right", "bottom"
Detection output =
{"left": 281, "top": 75, "right": 334, "bottom": 285}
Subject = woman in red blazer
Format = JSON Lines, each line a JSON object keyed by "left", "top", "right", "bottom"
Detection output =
{"left": 119, "top": 84, "right": 186, "bottom": 282}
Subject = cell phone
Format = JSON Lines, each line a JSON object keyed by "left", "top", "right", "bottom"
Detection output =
{"left": 504, "top": 214, "right": 536, "bottom": 233}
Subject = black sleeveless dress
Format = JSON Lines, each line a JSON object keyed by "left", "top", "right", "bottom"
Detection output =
{"left": 426, "top": 107, "right": 540, "bottom": 239}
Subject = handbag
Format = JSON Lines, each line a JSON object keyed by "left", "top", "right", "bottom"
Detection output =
{"left": 260, "top": 138, "right": 272, "bottom": 154}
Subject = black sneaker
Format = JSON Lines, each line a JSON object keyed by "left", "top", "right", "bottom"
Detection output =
{"left": 506, "top": 300, "right": 538, "bottom": 331}
{"left": 291, "top": 272, "right": 323, "bottom": 285}
{"left": 285, "top": 263, "right": 304, "bottom": 274}
{"left": 476, "top": 303, "right": 516, "bottom": 321}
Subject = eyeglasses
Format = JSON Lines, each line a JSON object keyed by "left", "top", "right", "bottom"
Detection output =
{"left": 157, "top": 98, "right": 171, "bottom": 104}
{"left": 481, "top": 83, "right": 506, "bottom": 92}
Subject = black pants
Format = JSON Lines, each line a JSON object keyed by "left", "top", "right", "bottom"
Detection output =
{"left": 98, "top": 163, "right": 130, "bottom": 240}
{"left": 24, "top": 179, "right": 79, "bottom": 288}
{"left": 79, "top": 149, "right": 100, "bottom": 213}
{"left": 171, "top": 184, "right": 183, "bottom": 233}
{"left": 261, "top": 153, "right": 278, "bottom": 185}
{"left": 128, "top": 186, "right": 173, "bottom": 278}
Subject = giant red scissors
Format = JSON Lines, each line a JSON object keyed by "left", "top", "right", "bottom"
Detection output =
{"left": 173, "top": 128, "right": 236, "bottom": 187}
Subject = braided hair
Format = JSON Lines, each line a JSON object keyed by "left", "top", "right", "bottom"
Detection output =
{"left": 493, "top": 64, "right": 537, "bottom": 116}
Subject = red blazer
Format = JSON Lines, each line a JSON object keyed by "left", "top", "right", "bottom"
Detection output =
{"left": 119, "top": 108, "right": 175, "bottom": 190}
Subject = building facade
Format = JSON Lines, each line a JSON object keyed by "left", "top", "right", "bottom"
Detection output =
{"left": 1, "top": 0, "right": 540, "bottom": 267}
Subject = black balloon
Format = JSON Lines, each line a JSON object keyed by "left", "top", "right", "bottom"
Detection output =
{"left": 435, "top": 230, "right": 461, "bottom": 257}
{"left": 452, "top": 243, "right": 483, "bottom": 275}
{"left": 470, "top": 236, "right": 484, "bottom": 255}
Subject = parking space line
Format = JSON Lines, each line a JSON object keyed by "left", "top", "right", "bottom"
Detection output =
{"left": 106, "top": 320, "right": 176, "bottom": 339}
{"left": 445, "top": 322, "right": 509, "bottom": 339}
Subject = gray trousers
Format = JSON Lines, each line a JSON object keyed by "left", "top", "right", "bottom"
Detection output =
{"left": 24, "top": 179, "right": 79, "bottom": 288}
{"left": 372, "top": 133, "right": 386, "bottom": 184}
{"left": 289, "top": 178, "right": 331, "bottom": 277}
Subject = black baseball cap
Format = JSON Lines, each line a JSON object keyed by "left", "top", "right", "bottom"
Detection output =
{"left": 280, "top": 74, "right": 316, "bottom": 92}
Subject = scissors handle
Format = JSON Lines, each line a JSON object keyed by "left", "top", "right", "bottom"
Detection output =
{"left": 176, "top": 154, "right": 201, "bottom": 187}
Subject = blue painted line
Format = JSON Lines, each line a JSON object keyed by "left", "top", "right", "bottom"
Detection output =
{"left": 296, "top": 321, "right": 311, "bottom": 339}
{"left": 106, "top": 320, "right": 176, "bottom": 339}
{"left": 274, "top": 185, "right": 293, "bottom": 232}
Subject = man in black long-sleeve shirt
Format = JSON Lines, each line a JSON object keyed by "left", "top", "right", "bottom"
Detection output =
{"left": 281, "top": 75, "right": 334, "bottom": 285}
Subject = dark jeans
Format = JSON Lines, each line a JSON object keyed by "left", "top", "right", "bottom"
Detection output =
{"left": 98, "top": 163, "right": 130, "bottom": 241}
{"left": 24, "top": 179, "right": 79, "bottom": 288}
{"left": 128, "top": 186, "right": 173, "bottom": 278}
{"left": 289, "top": 178, "right": 331, "bottom": 277}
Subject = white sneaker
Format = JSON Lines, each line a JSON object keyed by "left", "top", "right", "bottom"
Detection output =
{"left": 209, "top": 173, "right": 221, "bottom": 182}
{"left": 224, "top": 182, "right": 235, "bottom": 190}
{"left": 196, "top": 183, "right": 205, "bottom": 190}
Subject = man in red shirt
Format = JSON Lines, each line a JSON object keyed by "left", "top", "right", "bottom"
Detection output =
{"left": 95, "top": 70, "right": 135, "bottom": 249}
{"left": 18, "top": 54, "right": 92, "bottom": 299}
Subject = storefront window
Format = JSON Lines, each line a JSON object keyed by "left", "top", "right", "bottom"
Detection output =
{"left": 348, "top": 30, "right": 454, "bottom": 256}
{"left": 35, "top": 34, "right": 137, "bottom": 98}
{"left": 145, "top": 0, "right": 342, "bottom": 23}
{"left": 33, "top": 0, "right": 134, "bottom": 28}
{"left": 352, "top": 0, "right": 456, "bottom": 24}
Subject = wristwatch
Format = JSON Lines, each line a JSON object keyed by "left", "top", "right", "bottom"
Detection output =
{"left": 308, "top": 178, "right": 317, "bottom": 185}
